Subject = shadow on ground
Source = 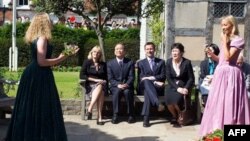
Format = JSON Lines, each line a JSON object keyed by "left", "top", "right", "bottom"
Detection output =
{"left": 1, "top": 117, "right": 163, "bottom": 141}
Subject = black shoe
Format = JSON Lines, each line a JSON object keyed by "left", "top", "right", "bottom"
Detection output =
{"left": 127, "top": 116, "right": 136, "bottom": 124}
{"left": 170, "top": 118, "right": 178, "bottom": 124}
{"left": 111, "top": 116, "right": 119, "bottom": 124}
{"left": 86, "top": 112, "right": 92, "bottom": 120}
{"left": 173, "top": 122, "right": 181, "bottom": 128}
{"left": 97, "top": 120, "right": 105, "bottom": 125}
{"left": 143, "top": 116, "right": 150, "bottom": 127}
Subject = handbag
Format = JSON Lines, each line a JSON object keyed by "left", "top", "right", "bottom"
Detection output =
{"left": 178, "top": 95, "right": 195, "bottom": 126}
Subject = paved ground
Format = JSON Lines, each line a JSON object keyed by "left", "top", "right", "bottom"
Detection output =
{"left": 0, "top": 115, "right": 200, "bottom": 141}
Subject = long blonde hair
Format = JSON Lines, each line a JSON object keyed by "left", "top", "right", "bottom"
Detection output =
{"left": 221, "top": 15, "right": 239, "bottom": 37}
{"left": 87, "top": 46, "right": 103, "bottom": 62}
{"left": 25, "top": 12, "right": 52, "bottom": 43}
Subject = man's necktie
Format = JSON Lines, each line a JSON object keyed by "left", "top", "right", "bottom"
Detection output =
{"left": 119, "top": 60, "right": 123, "bottom": 68}
{"left": 150, "top": 59, "right": 155, "bottom": 71}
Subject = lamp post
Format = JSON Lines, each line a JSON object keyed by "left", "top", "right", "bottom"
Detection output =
{"left": 9, "top": 0, "right": 18, "bottom": 71}
{"left": 2, "top": 5, "right": 6, "bottom": 24}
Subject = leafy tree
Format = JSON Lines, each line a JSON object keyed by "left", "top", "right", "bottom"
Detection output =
{"left": 32, "top": 0, "right": 164, "bottom": 60}
{"left": 147, "top": 0, "right": 165, "bottom": 54}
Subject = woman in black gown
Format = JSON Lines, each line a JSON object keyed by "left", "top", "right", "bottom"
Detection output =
{"left": 5, "top": 12, "right": 79, "bottom": 141}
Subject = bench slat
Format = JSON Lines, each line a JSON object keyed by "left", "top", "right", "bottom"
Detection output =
{"left": 0, "top": 97, "right": 15, "bottom": 107}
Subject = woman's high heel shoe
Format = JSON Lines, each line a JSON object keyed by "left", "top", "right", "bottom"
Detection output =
{"left": 86, "top": 112, "right": 92, "bottom": 120}
{"left": 97, "top": 120, "right": 105, "bottom": 125}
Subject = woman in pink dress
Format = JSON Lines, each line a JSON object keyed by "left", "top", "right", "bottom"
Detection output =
{"left": 199, "top": 15, "right": 250, "bottom": 137}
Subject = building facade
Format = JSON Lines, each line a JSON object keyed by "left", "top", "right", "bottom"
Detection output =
{"left": 141, "top": 0, "right": 250, "bottom": 65}
{"left": 0, "top": 0, "right": 35, "bottom": 25}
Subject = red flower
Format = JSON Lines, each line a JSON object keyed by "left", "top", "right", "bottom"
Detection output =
{"left": 213, "top": 137, "right": 221, "bottom": 141}
{"left": 202, "top": 129, "right": 223, "bottom": 141}
{"left": 204, "top": 138, "right": 212, "bottom": 141}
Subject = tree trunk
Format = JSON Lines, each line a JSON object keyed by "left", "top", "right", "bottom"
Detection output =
{"left": 137, "top": 0, "right": 142, "bottom": 26}
{"left": 96, "top": 30, "right": 105, "bottom": 61}
{"left": 95, "top": 0, "right": 106, "bottom": 61}
{"left": 244, "top": 1, "right": 250, "bottom": 63}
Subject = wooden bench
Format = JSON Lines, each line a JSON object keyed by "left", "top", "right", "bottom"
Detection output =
{"left": 79, "top": 79, "right": 165, "bottom": 120}
{"left": 0, "top": 78, "right": 18, "bottom": 119}
{"left": 79, "top": 66, "right": 202, "bottom": 121}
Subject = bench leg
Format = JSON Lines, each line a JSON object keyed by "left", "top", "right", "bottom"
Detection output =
{"left": 0, "top": 110, "right": 6, "bottom": 119}
{"left": 196, "top": 94, "right": 204, "bottom": 123}
{"left": 81, "top": 86, "right": 86, "bottom": 120}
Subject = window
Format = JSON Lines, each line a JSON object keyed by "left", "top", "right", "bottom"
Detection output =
{"left": 19, "top": 0, "right": 28, "bottom": 6}
{"left": 213, "top": 0, "right": 247, "bottom": 18}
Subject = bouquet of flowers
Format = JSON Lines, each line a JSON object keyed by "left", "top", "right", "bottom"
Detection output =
{"left": 201, "top": 129, "right": 223, "bottom": 141}
{"left": 62, "top": 43, "right": 79, "bottom": 56}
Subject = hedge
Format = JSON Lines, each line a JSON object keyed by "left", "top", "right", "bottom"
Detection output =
{"left": 0, "top": 24, "right": 140, "bottom": 67}
{"left": 81, "top": 38, "right": 140, "bottom": 65}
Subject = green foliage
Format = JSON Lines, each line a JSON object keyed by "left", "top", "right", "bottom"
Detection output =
{"left": 33, "top": 0, "right": 138, "bottom": 17}
{"left": 82, "top": 38, "right": 139, "bottom": 62}
{"left": 147, "top": 3, "right": 165, "bottom": 49}
{"left": 0, "top": 22, "right": 29, "bottom": 38}
{"left": 0, "top": 24, "right": 140, "bottom": 67}
{"left": 105, "top": 28, "right": 140, "bottom": 40}
{"left": 31, "top": 0, "right": 163, "bottom": 61}
{"left": 148, "top": 17, "right": 164, "bottom": 46}
{"left": 16, "top": 22, "right": 30, "bottom": 37}
{"left": 32, "top": 0, "right": 140, "bottom": 61}
{"left": 52, "top": 24, "right": 97, "bottom": 42}
{"left": 52, "top": 66, "right": 81, "bottom": 72}
{"left": 5, "top": 71, "right": 81, "bottom": 99}
{"left": 201, "top": 129, "right": 223, "bottom": 141}
{"left": 0, "top": 67, "right": 7, "bottom": 78}
{"left": 17, "top": 38, "right": 32, "bottom": 66}
{"left": 141, "top": 0, "right": 164, "bottom": 18}
{"left": 0, "top": 67, "right": 22, "bottom": 94}
{"left": 0, "top": 24, "right": 12, "bottom": 38}
{"left": 0, "top": 38, "right": 11, "bottom": 66}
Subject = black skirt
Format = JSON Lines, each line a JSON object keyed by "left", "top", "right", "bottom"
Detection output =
{"left": 165, "top": 85, "right": 184, "bottom": 106}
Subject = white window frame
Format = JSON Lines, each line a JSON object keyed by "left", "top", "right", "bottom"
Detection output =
{"left": 18, "top": 0, "right": 28, "bottom": 6}
{"left": 17, "top": 0, "right": 30, "bottom": 10}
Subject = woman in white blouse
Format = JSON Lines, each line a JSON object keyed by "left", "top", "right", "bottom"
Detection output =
{"left": 165, "top": 43, "right": 195, "bottom": 127}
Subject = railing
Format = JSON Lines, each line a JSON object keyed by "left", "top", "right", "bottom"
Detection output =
{"left": 0, "top": 78, "right": 18, "bottom": 118}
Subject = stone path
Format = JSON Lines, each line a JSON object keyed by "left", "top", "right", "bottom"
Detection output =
{"left": 0, "top": 115, "right": 200, "bottom": 141}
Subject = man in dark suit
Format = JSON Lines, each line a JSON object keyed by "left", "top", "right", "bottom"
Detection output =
{"left": 107, "top": 43, "right": 135, "bottom": 124}
{"left": 137, "top": 42, "right": 166, "bottom": 127}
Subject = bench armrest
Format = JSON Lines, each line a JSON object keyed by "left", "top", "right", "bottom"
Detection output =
{"left": 79, "top": 79, "right": 86, "bottom": 85}
{"left": 0, "top": 78, "right": 19, "bottom": 85}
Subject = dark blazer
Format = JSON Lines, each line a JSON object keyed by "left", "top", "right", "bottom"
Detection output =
{"left": 107, "top": 58, "right": 135, "bottom": 89}
{"left": 80, "top": 59, "right": 107, "bottom": 80}
{"left": 137, "top": 58, "right": 166, "bottom": 82}
{"left": 79, "top": 59, "right": 108, "bottom": 93}
{"left": 166, "top": 57, "right": 194, "bottom": 90}
{"left": 199, "top": 59, "right": 218, "bottom": 80}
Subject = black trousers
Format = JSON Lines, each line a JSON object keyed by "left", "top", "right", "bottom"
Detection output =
{"left": 110, "top": 87, "right": 134, "bottom": 116}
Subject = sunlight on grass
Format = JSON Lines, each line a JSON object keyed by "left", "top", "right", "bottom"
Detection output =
{"left": 54, "top": 72, "right": 82, "bottom": 99}
{"left": 4, "top": 71, "right": 82, "bottom": 100}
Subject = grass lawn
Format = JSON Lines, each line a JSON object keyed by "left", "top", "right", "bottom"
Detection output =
{"left": 4, "top": 71, "right": 82, "bottom": 100}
